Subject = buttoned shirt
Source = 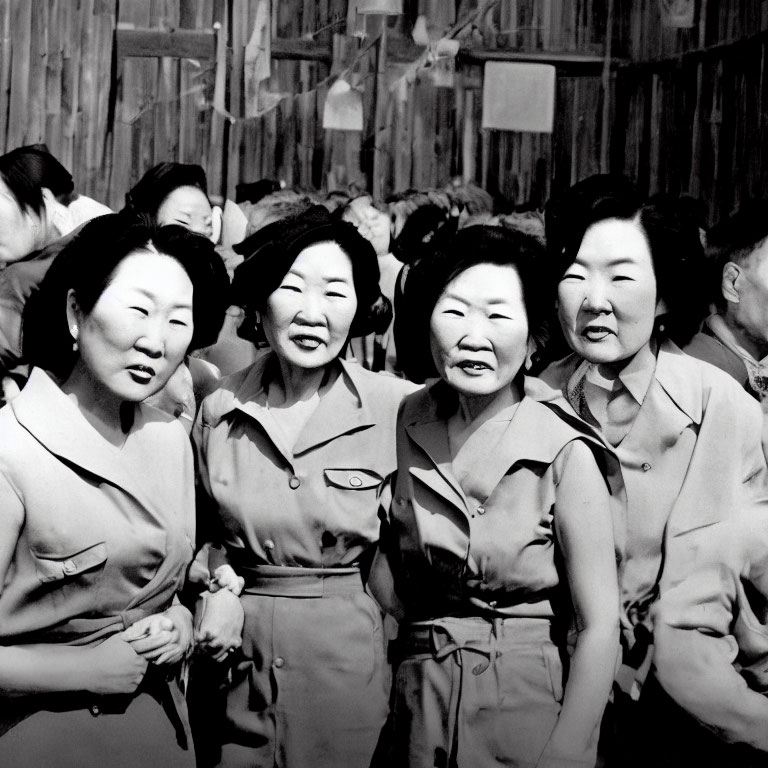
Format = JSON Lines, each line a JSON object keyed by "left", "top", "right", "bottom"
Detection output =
{"left": 531, "top": 339, "right": 768, "bottom": 652}
{"left": 194, "top": 352, "right": 417, "bottom": 569}
{"left": 0, "top": 368, "right": 195, "bottom": 645}
{"left": 384, "top": 379, "right": 609, "bottom": 620}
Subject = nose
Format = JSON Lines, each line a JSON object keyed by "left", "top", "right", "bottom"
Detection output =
{"left": 295, "top": 292, "right": 326, "bottom": 326}
{"left": 458, "top": 315, "right": 492, "bottom": 351}
{"left": 135, "top": 318, "right": 165, "bottom": 358}
{"left": 581, "top": 279, "right": 612, "bottom": 314}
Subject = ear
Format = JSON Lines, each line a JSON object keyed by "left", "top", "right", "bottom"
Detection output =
{"left": 524, "top": 337, "right": 537, "bottom": 371}
{"left": 65, "top": 288, "right": 81, "bottom": 332}
{"left": 721, "top": 262, "right": 741, "bottom": 304}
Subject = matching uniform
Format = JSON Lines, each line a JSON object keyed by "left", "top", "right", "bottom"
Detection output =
{"left": 0, "top": 368, "right": 197, "bottom": 767}
{"left": 381, "top": 379, "right": 611, "bottom": 768}
{"left": 194, "top": 352, "right": 416, "bottom": 768}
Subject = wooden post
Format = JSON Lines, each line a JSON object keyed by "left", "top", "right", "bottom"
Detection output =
{"left": 372, "top": 17, "right": 388, "bottom": 201}
{"left": 600, "top": 0, "right": 614, "bottom": 173}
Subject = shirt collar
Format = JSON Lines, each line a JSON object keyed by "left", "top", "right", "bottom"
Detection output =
{"left": 615, "top": 340, "right": 657, "bottom": 405}
{"left": 706, "top": 313, "right": 768, "bottom": 367}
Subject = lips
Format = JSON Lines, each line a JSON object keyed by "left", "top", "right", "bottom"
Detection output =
{"left": 581, "top": 325, "right": 614, "bottom": 342}
{"left": 291, "top": 333, "right": 325, "bottom": 350}
{"left": 127, "top": 364, "right": 156, "bottom": 383}
{"left": 457, "top": 359, "right": 493, "bottom": 375}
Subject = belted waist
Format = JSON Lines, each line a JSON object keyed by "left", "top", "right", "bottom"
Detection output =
{"left": 394, "top": 616, "right": 555, "bottom": 663}
{"left": 237, "top": 564, "right": 364, "bottom": 597}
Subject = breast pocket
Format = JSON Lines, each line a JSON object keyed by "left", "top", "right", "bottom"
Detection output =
{"left": 323, "top": 469, "right": 383, "bottom": 492}
{"left": 30, "top": 541, "right": 108, "bottom": 588}
{"left": 322, "top": 469, "right": 384, "bottom": 544}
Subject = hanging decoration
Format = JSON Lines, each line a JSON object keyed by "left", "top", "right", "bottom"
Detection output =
{"left": 481, "top": 62, "right": 556, "bottom": 133}
{"left": 322, "top": 78, "right": 364, "bottom": 131}
{"left": 244, "top": 0, "right": 272, "bottom": 118}
{"left": 659, "top": 0, "right": 696, "bottom": 28}
{"left": 356, "top": 0, "right": 403, "bottom": 14}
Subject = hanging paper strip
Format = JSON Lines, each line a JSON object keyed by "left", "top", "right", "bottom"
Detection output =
{"left": 481, "top": 62, "right": 556, "bottom": 133}
{"left": 244, "top": 0, "right": 271, "bottom": 118}
{"left": 322, "top": 79, "right": 364, "bottom": 131}
{"left": 659, "top": 0, "right": 695, "bottom": 28}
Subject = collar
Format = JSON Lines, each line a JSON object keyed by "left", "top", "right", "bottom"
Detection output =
{"left": 219, "top": 352, "right": 377, "bottom": 457}
{"left": 615, "top": 340, "right": 657, "bottom": 405}
{"left": 11, "top": 367, "right": 169, "bottom": 511}
{"left": 706, "top": 313, "right": 768, "bottom": 368}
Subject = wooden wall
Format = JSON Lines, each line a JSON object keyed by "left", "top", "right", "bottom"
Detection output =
{"left": 0, "top": 0, "right": 765, "bottom": 221}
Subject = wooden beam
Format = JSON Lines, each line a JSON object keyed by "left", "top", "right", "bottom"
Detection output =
{"left": 457, "top": 49, "right": 623, "bottom": 70}
{"left": 116, "top": 27, "right": 216, "bottom": 60}
{"left": 271, "top": 37, "right": 333, "bottom": 63}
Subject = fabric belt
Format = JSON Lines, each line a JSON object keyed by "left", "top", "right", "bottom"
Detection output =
{"left": 237, "top": 564, "right": 363, "bottom": 598}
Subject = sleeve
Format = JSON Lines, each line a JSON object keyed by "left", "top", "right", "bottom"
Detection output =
{"left": 652, "top": 517, "right": 768, "bottom": 752}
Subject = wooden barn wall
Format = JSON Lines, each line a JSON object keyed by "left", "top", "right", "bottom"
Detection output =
{"left": 0, "top": 0, "right": 765, "bottom": 218}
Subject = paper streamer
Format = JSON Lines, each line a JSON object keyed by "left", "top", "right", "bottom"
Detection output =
{"left": 322, "top": 79, "right": 364, "bottom": 131}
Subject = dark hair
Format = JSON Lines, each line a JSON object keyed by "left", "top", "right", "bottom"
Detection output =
{"left": 123, "top": 162, "right": 210, "bottom": 219}
{"left": 235, "top": 179, "right": 281, "bottom": 205}
{"left": 0, "top": 144, "right": 75, "bottom": 215}
{"left": 401, "top": 225, "right": 548, "bottom": 383}
{"left": 545, "top": 174, "right": 709, "bottom": 347}
{"left": 231, "top": 205, "right": 382, "bottom": 344}
{"left": 23, "top": 213, "right": 229, "bottom": 378}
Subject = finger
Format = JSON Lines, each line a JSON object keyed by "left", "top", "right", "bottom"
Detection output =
{"left": 129, "top": 630, "right": 176, "bottom": 655}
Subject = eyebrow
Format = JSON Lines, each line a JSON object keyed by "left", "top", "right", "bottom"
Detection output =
{"left": 287, "top": 269, "right": 352, "bottom": 284}
{"left": 441, "top": 292, "right": 513, "bottom": 305}
{"left": 133, "top": 287, "right": 193, "bottom": 310}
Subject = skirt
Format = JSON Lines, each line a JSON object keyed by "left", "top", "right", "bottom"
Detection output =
{"left": 216, "top": 566, "right": 390, "bottom": 768}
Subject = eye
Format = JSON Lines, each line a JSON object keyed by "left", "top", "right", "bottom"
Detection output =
{"left": 612, "top": 275, "right": 634, "bottom": 282}
{"left": 489, "top": 313, "right": 512, "bottom": 320}
{"left": 131, "top": 306, "right": 149, "bottom": 316}
{"left": 326, "top": 289, "right": 349, "bottom": 299}
{"left": 442, "top": 308, "right": 463, "bottom": 317}
{"left": 560, "top": 272, "right": 584, "bottom": 281}
{"left": 280, "top": 284, "right": 301, "bottom": 293}
{"left": 169, "top": 318, "right": 190, "bottom": 327}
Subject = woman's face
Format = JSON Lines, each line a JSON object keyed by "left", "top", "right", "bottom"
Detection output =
{"left": 0, "top": 178, "right": 43, "bottom": 265}
{"left": 430, "top": 263, "right": 531, "bottom": 399}
{"left": 262, "top": 241, "right": 358, "bottom": 371}
{"left": 69, "top": 250, "right": 194, "bottom": 402}
{"left": 156, "top": 186, "right": 213, "bottom": 240}
{"left": 557, "top": 217, "right": 659, "bottom": 367}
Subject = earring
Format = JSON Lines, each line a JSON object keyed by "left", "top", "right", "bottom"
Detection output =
{"left": 71, "top": 324, "right": 79, "bottom": 352}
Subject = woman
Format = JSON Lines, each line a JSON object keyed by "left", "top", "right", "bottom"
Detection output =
{"left": 374, "top": 225, "right": 619, "bottom": 767}
{"left": 122, "top": 162, "right": 230, "bottom": 428}
{"left": 0, "top": 144, "right": 111, "bottom": 399}
{"left": 531, "top": 175, "right": 768, "bottom": 766}
{"left": 0, "top": 213, "right": 228, "bottom": 766}
{"left": 193, "top": 206, "right": 417, "bottom": 768}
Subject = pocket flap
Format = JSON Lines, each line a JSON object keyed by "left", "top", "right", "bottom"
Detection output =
{"left": 32, "top": 542, "right": 108, "bottom": 583}
{"left": 324, "top": 469, "right": 382, "bottom": 490}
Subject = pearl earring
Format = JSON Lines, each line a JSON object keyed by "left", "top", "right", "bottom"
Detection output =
{"left": 71, "top": 324, "right": 79, "bottom": 352}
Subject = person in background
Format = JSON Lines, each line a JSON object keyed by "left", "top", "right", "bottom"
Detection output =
{"left": 0, "top": 213, "right": 226, "bottom": 767}
{"left": 650, "top": 500, "right": 768, "bottom": 767}
{"left": 341, "top": 194, "right": 400, "bottom": 372}
{"left": 0, "top": 144, "right": 111, "bottom": 400}
{"left": 529, "top": 174, "right": 768, "bottom": 767}
{"left": 372, "top": 225, "right": 618, "bottom": 768}
{"left": 192, "top": 206, "right": 417, "bottom": 768}
{"left": 684, "top": 199, "right": 768, "bottom": 408}
{"left": 121, "top": 162, "right": 230, "bottom": 431}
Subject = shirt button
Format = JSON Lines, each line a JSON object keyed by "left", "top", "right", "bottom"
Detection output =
{"left": 63, "top": 559, "right": 77, "bottom": 575}
{"left": 349, "top": 476, "right": 363, "bottom": 487}
{"left": 89, "top": 704, "right": 101, "bottom": 716}
{"left": 641, "top": 462, "right": 652, "bottom": 472}
{"left": 476, "top": 505, "right": 486, "bottom": 515}
{"left": 288, "top": 476, "right": 301, "bottom": 489}
{"left": 488, "top": 600, "right": 498, "bottom": 608}
{"left": 273, "top": 656, "right": 285, "bottom": 668}
{"left": 264, "top": 539, "right": 275, "bottom": 550}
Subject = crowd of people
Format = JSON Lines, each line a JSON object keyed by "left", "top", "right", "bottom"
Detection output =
{"left": 0, "top": 143, "right": 767, "bottom": 768}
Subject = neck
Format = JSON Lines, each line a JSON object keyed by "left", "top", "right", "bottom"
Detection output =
{"left": 61, "top": 362, "right": 130, "bottom": 446}
{"left": 723, "top": 309, "right": 768, "bottom": 361}
{"left": 271, "top": 356, "right": 328, "bottom": 406}
{"left": 455, "top": 382, "right": 521, "bottom": 427}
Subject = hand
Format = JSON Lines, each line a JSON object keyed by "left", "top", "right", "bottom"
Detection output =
{"left": 120, "top": 606, "right": 194, "bottom": 666}
{"left": 194, "top": 589, "right": 245, "bottom": 662}
{"left": 84, "top": 634, "right": 148, "bottom": 695}
{"left": 210, "top": 564, "right": 245, "bottom": 596}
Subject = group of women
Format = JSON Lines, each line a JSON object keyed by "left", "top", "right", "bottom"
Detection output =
{"left": 0, "top": 144, "right": 765, "bottom": 768}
